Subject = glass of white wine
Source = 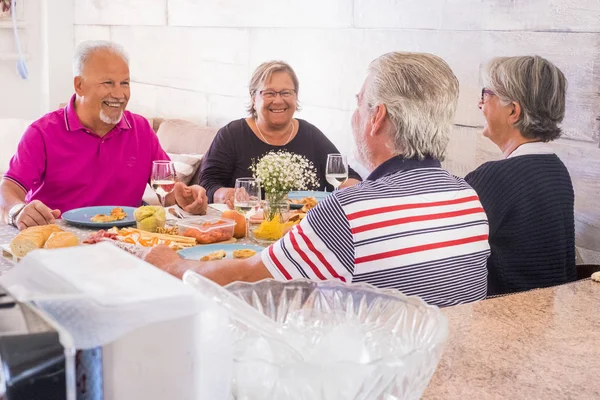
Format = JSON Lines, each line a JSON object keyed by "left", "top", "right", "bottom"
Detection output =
{"left": 151, "top": 160, "right": 176, "bottom": 207}
{"left": 234, "top": 178, "right": 261, "bottom": 237}
{"left": 326, "top": 153, "right": 348, "bottom": 190}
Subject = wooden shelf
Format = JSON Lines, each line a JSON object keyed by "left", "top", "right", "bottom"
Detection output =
{"left": 0, "top": 19, "right": 25, "bottom": 29}
{"left": 0, "top": 53, "right": 30, "bottom": 61}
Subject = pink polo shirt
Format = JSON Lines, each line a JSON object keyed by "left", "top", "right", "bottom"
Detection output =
{"left": 4, "top": 95, "right": 169, "bottom": 213}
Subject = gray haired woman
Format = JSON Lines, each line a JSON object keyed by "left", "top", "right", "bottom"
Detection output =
{"left": 465, "top": 55, "right": 576, "bottom": 295}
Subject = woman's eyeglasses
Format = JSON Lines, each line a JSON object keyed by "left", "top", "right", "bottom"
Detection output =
{"left": 259, "top": 89, "right": 297, "bottom": 99}
{"left": 480, "top": 88, "right": 496, "bottom": 103}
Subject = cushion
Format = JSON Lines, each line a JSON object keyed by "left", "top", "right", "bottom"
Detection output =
{"left": 168, "top": 153, "right": 203, "bottom": 185}
{"left": 156, "top": 119, "right": 218, "bottom": 155}
{"left": 0, "top": 119, "right": 33, "bottom": 175}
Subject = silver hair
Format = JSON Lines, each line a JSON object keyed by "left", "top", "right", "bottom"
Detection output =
{"left": 482, "top": 56, "right": 567, "bottom": 141}
{"left": 73, "top": 40, "right": 129, "bottom": 77}
{"left": 364, "top": 52, "right": 459, "bottom": 161}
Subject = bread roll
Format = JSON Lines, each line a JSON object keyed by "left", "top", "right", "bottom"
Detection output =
{"left": 44, "top": 231, "right": 79, "bottom": 249}
{"left": 10, "top": 224, "right": 63, "bottom": 257}
{"left": 26, "top": 224, "right": 62, "bottom": 240}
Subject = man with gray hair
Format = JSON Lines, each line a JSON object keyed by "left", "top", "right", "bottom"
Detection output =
{"left": 145, "top": 52, "right": 490, "bottom": 307}
{"left": 1, "top": 40, "right": 208, "bottom": 230}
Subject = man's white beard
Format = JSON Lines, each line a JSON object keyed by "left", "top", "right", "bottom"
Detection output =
{"left": 353, "top": 132, "right": 376, "bottom": 172}
{"left": 100, "top": 109, "right": 123, "bottom": 124}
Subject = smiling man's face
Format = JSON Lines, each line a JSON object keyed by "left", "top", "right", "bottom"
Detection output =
{"left": 75, "top": 49, "right": 130, "bottom": 126}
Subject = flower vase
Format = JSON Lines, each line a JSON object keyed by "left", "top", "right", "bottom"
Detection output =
{"left": 251, "top": 192, "right": 290, "bottom": 244}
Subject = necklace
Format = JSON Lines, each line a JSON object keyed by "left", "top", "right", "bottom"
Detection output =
{"left": 255, "top": 119, "right": 295, "bottom": 146}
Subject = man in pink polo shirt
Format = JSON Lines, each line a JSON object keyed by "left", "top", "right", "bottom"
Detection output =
{"left": 0, "top": 40, "right": 208, "bottom": 230}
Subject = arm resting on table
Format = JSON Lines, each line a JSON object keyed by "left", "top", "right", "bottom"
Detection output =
{"left": 0, "top": 179, "right": 27, "bottom": 224}
{"left": 145, "top": 246, "right": 273, "bottom": 285}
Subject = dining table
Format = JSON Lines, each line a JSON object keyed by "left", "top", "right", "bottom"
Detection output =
{"left": 0, "top": 205, "right": 250, "bottom": 271}
{"left": 1, "top": 208, "right": 598, "bottom": 399}
{"left": 423, "top": 278, "right": 600, "bottom": 399}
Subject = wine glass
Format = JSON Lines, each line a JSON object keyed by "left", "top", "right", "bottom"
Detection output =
{"left": 325, "top": 154, "right": 348, "bottom": 190}
{"left": 234, "top": 178, "right": 261, "bottom": 237}
{"left": 151, "top": 160, "right": 176, "bottom": 207}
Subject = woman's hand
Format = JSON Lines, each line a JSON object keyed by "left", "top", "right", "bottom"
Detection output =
{"left": 213, "top": 187, "right": 235, "bottom": 209}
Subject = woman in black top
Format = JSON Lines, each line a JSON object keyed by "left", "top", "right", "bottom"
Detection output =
{"left": 198, "top": 61, "right": 361, "bottom": 205}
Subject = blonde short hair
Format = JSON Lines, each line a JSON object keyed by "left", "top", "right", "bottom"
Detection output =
{"left": 247, "top": 60, "right": 300, "bottom": 118}
{"left": 483, "top": 56, "right": 567, "bottom": 141}
{"left": 365, "top": 52, "right": 459, "bottom": 161}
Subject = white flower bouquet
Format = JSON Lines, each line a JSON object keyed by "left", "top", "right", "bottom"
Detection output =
{"left": 250, "top": 151, "right": 319, "bottom": 242}
{"left": 251, "top": 151, "right": 319, "bottom": 194}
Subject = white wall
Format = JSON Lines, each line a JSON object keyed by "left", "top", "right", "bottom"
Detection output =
{"left": 0, "top": 0, "right": 42, "bottom": 120}
{"left": 72, "top": 0, "right": 600, "bottom": 259}
{"left": 0, "top": 0, "right": 74, "bottom": 174}
{"left": 3, "top": 0, "right": 582, "bottom": 261}
{"left": 0, "top": 0, "right": 73, "bottom": 118}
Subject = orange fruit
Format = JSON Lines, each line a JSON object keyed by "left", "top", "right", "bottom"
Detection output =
{"left": 222, "top": 210, "right": 246, "bottom": 238}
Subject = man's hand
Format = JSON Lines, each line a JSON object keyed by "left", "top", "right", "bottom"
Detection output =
{"left": 144, "top": 244, "right": 185, "bottom": 278}
{"left": 174, "top": 182, "right": 208, "bottom": 215}
{"left": 16, "top": 200, "right": 61, "bottom": 230}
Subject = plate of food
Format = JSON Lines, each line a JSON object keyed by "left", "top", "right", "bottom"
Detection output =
{"left": 288, "top": 191, "right": 325, "bottom": 212}
{"left": 84, "top": 226, "right": 197, "bottom": 251}
{"left": 288, "top": 190, "right": 329, "bottom": 202}
{"left": 178, "top": 243, "right": 265, "bottom": 261}
{"left": 62, "top": 206, "right": 137, "bottom": 228}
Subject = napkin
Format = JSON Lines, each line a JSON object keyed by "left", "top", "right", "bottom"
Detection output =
{"left": 0, "top": 242, "right": 201, "bottom": 348}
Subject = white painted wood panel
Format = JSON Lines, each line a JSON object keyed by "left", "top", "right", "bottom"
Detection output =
{"left": 298, "top": 104, "right": 369, "bottom": 177}
{"left": 68, "top": 0, "right": 600, "bottom": 255}
{"left": 111, "top": 26, "right": 249, "bottom": 97}
{"left": 206, "top": 95, "right": 247, "bottom": 128}
{"left": 359, "top": 29, "right": 600, "bottom": 143}
{"left": 551, "top": 140, "right": 600, "bottom": 252}
{"left": 355, "top": 0, "right": 600, "bottom": 32}
{"left": 442, "top": 126, "right": 480, "bottom": 178}
{"left": 249, "top": 28, "right": 600, "bottom": 143}
{"left": 0, "top": 0, "right": 43, "bottom": 120}
{"left": 43, "top": 0, "right": 74, "bottom": 112}
{"left": 249, "top": 29, "right": 365, "bottom": 111}
{"left": 74, "top": 0, "right": 166, "bottom": 26}
{"left": 127, "top": 82, "right": 208, "bottom": 126}
{"left": 168, "top": 0, "right": 353, "bottom": 28}
{"left": 73, "top": 25, "right": 111, "bottom": 43}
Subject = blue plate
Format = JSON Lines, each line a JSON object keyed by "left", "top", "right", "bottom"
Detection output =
{"left": 179, "top": 243, "right": 265, "bottom": 260}
{"left": 61, "top": 206, "right": 137, "bottom": 229}
{"left": 288, "top": 190, "right": 330, "bottom": 203}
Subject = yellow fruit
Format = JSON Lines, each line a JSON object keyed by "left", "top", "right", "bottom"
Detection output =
{"left": 222, "top": 210, "right": 246, "bottom": 238}
{"left": 134, "top": 206, "right": 166, "bottom": 232}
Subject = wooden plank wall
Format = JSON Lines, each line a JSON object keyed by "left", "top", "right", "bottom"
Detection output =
{"left": 73, "top": 0, "right": 600, "bottom": 261}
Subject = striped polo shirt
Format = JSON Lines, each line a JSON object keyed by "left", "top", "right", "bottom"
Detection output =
{"left": 261, "top": 156, "right": 490, "bottom": 307}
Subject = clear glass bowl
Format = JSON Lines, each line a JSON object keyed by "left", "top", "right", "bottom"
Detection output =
{"left": 225, "top": 279, "right": 449, "bottom": 400}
